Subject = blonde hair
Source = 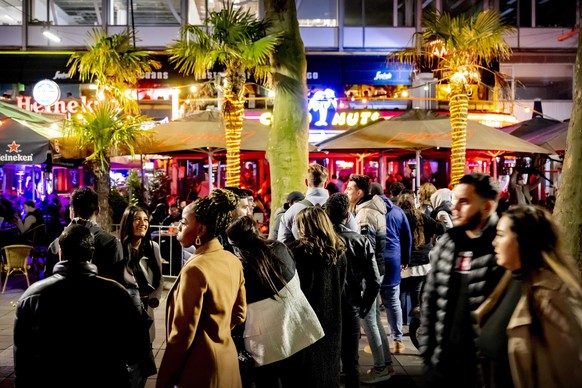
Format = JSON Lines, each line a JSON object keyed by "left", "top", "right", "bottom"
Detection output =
{"left": 419, "top": 183, "right": 437, "bottom": 207}
{"left": 306, "top": 163, "right": 329, "bottom": 187}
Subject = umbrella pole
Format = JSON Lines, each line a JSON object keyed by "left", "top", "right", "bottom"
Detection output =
{"left": 415, "top": 150, "right": 421, "bottom": 192}
{"left": 492, "top": 157, "right": 498, "bottom": 181}
{"left": 208, "top": 151, "right": 214, "bottom": 191}
{"left": 379, "top": 151, "right": 385, "bottom": 188}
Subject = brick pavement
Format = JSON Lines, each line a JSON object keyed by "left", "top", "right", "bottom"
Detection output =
{"left": 0, "top": 275, "right": 425, "bottom": 387}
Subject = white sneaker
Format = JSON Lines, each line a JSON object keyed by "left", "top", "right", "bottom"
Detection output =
{"left": 360, "top": 367, "right": 391, "bottom": 384}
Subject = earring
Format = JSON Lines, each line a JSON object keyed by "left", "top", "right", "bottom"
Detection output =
{"left": 195, "top": 235, "right": 201, "bottom": 246}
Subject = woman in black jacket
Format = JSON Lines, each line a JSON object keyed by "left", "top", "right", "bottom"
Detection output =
{"left": 397, "top": 193, "right": 445, "bottom": 316}
{"left": 289, "top": 206, "right": 347, "bottom": 388}
{"left": 227, "top": 216, "right": 323, "bottom": 388}
{"left": 118, "top": 205, "right": 163, "bottom": 388}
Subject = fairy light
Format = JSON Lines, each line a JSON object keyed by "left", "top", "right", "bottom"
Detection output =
{"left": 224, "top": 93, "right": 245, "bottom": 187}
{"left": 449, "top": 89, "right": 469, "bottom": 186}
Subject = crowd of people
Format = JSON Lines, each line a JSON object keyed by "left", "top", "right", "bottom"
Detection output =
{"left": 10, "top": 164, "right": 582, "bottom": 388}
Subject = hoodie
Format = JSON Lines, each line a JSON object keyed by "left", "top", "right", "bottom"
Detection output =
{"left": 430, "top": 189, "right": 454, "bottom": 230}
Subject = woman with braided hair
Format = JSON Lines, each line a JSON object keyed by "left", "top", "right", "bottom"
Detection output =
{"left": 156, "top": 189, "right": 247, "bottom": 388}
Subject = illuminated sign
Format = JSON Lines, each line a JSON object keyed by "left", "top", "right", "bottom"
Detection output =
{"left": 140, "top": 71, "right": 169, "bottom": 80}
{"left": 308, "top": 88, "right": 337, "bottom": 127}
{"left": 259, "top": 110, "right": 381, "bottom": 128}
{"left": 52, "top": 71, "right": 70, "bottom": 80}
{"left": 373, "top": 71, "right": 393, "bottom": 81}
{"left": 1, "top": 140, "right": 33, "bottom": 162}
{"left": 32, "top": 79, "right": 61, "bottom": 106}
{"left": 16, "top": 96, "right": 96, "bottom": 114}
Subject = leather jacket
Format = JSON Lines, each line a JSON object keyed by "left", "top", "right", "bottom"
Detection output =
{"left": 14, "top": 261, "right": 150, "bottom": 388}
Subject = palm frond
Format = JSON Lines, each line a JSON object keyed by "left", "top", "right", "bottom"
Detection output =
{"left": 64, "top": 102, "right": 151, "bottom": 170}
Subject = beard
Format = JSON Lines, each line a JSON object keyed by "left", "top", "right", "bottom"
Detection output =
{"left": 459, "top": 209, "right": 485, "bottom": 232}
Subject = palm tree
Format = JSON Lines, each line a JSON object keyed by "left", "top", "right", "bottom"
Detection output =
{"left": 66, "top": 29, "right": 159, "bottom": 230}
{"left": 393, "top": 10, "right": 514, "bottom": 185}
{"left": 68, "top": 28, "right": 161, "bottom": 115}
{"left": 167, "top": 3, "right": 280, "bottom": 187}
{"left": 64, "top": 102, "right": 150, "bottom": 230}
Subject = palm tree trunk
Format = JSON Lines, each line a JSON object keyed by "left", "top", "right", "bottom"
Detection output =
{"left": 223, "top": 70, "right": 246, "bottom": 187}
{"left": 94, "top": 166, "right": 113, "bottom": 231}
{"left": 264, "top": 0, "right": 309, "bottom": 221}
{"left": 554, "top": 10, "right": 582, "bottom": 273}
{"left": 449, "top": 81, "right": 469, "bottom": 186}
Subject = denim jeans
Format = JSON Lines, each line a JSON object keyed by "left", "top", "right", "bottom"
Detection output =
{"left": 400, "top": 276, "right": 425, "bottom": 322}
{"left": 380, "top": 284, "right": 403, "bottom": 342}
{"left": 361, "top": 296, "right": 392, "bottom": 369}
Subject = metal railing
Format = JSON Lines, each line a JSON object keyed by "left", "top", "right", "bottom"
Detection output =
{"left": 111, "top": 223, "right": 184, "bottom": 279}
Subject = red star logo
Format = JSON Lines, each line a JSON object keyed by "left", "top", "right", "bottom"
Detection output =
{"left": 7, "top": 141, "right": 20, "bottom": 153}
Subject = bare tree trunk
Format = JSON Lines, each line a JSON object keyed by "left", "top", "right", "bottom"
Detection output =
{"left": 264, "top": 0, "right": 309, "bottom": 226}
{"left": 94, "top": 166, "right": 113, "bottom": 232}
{"left": 553, "top": 12, "right": 582, "bottom": 276}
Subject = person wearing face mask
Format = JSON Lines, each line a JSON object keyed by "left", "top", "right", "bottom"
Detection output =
{"left": 419, "top": 173, "right": 505, "bottom": 388}
{"left": 475, "top": 205, "right": 582, "bottom": 388}
{"left": 118, "top": 205, "right": 163, "bottom": 388}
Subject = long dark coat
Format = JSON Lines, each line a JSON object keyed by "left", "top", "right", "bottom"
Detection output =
{"left": 290, "top": 243, "right": 347, "bottom": 388}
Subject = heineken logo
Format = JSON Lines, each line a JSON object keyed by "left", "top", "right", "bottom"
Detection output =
{"left": 0, "top": 141, "right": 33, "bottom": 162}
{"left": 6, "top": 141, "right": 20, "bottom": 153}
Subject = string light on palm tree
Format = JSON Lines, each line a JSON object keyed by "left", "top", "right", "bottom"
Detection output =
{"left": 392, "top": 9, "right": 514, "bottom": 185}
{"left": 167, "top": 3, "right": 281, "bottom": 187}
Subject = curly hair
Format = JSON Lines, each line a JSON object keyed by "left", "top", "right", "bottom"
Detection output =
{"left": 325, "top": 192, "right": 350, "bottom": 226}
{"left": 419, "top": 183, "right": 437, "bottom": 208}
{"left": 295, "top": 205, "right": 345, "bottom": 266}
{"left": 59, "top": 224, "right": 95, "bottom": 263}
{"left": 191, "top": 188, "right": 239, "bottom": 238}
{"left": 398, "top": 193, "right": 425, "bottom": 249}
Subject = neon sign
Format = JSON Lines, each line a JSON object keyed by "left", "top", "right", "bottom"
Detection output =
{"left": 308, "top": 88, "right": 337, "bottom": 126}
{"left": 259, "top": 110, "right": 381, "bottom": 128}
{"left": 373, "top": 71, "right": 393, "bottom": 81}
{"left": 16, "top": 96, "right": 96, "bottom": 114}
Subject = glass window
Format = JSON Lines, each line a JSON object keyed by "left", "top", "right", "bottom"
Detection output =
{"left": 109, "top": 0, "right": 182, "bottom": 26}
{"left": 499, "top": 0, "right": 517, "bottom": 26}
{"left": 365, "top": 0, "right": 393, "bottom": 27}
{"left": 298, "top": 0, "right": 338, "bottom": 26}
{"left": 41, "top": 0, "right": 102, "bottom": 25}
{"left": 519, "top": 0, "right": 533, "bottom": 27}
{"left": 536, "top": 0, "right": 577, "bottom": 28}
{"left": 515, "top": 77, "right": 572, "bottom": 100}
{"left": 185, "top": 0, "right": 258, "bottom": 25}
{"left": 345, "top": 0, "right": 363, "bottom": 27}
{"left": 396, "top": 0, "right": 416, "bottom": 27}
{"left": 443, "top": 0, "right": 485, "bottom": 17}
{"left": 1, "top": 1, "right": 23, "bottom": 25}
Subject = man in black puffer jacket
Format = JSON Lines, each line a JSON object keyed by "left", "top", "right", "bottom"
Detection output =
{"left": 14, "top": 224, "right": 150, "bottom": 388}
{"left": 420, "top": 173, "right": 504, "bottom": 387}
